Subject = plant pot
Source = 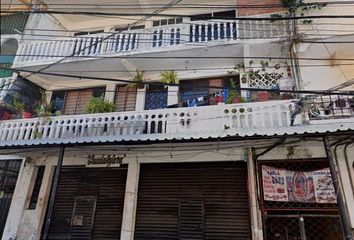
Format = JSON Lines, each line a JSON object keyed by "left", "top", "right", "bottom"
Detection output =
{"left": 257, "top": 92, "right": 269, "bottom": 101}
{"left": 232, "top": 96, "right": 241, "bottom": 103}
{"left": 1, "top": 111, "right": 12, "bottom": 120}
{"left": 22, "top": 111, "right": 32, "bottom": 119}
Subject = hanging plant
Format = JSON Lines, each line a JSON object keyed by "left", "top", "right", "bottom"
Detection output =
{"left": 160, "top": 70, "right": 179, "bottom": 88}
{"left": 85, "top": 96, "right": 116, "bottom": 114}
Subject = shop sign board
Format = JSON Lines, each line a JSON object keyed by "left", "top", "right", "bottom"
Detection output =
{"left": 262, "top": 165, "right": 336, "bottom": 203}
{"left": 86, "top": 154, "right": 123, "bottom": 167}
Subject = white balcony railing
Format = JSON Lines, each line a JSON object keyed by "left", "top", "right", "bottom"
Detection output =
{"left": 0, "top": 100, "right": 295, "bottom": 146}
{"left": 13, "top": 19, "right": 290, "bottom": 67}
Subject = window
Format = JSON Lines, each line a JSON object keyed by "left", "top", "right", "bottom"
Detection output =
{"left": 74, "top": 30, "right": 104, "bottom": 36}
{"left": 145, "top": 85, "right": 168, "bottom": 110}
{"left": 152, "top": 17, "right": 183, "bottom": 27}
{"left": 190, "top": 10, "right": 236, "bottom": 21}
{"left": 51, "top": 87, "right": 106, "bottom": 115}
{"left": 28, "top": 166, "right": 45, "bottom": 210}
{"left": 115, "top": 25, "right": 144, "bottom": 32}
{"left": 114, "top": 85, "right": 137, "bottom": 112}
{"left": 51, "top": 91, "right": 66, "bottom": 114}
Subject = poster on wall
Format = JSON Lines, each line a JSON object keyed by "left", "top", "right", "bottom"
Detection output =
{"left": 262, "top": 165, "right": 336, "bottom": 203}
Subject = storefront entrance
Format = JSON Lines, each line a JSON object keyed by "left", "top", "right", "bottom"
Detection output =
{"left": 46, "top": 167, "right": 127, "bottom": 240}
{"left": 134, "top": 162, "right": 252, "bottom": 240}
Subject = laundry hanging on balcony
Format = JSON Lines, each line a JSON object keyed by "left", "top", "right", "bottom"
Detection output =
{"left": 167, "top": 90, "right": 227, "bottom": 108}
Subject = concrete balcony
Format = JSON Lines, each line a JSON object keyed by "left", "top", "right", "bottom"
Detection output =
{"left": 12, "top": 19, "right": 290, "bottom": 86}
{"left": 0, "top": 100, "right": 295, "bottom": 147}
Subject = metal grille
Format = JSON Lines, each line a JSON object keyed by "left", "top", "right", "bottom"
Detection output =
{"left": 265, "top": 215, "right": 342, "bottom": 240}
{"left": 249, "top": 72, "right": 283, "bottom": 89}
{"left": 0, "top": 160, "right": 22, "bottom": 236}
{"left": 306, "top": 95, "right": 354, "bottom": 120}
{"left": 144, "top": 85, "right": 168, "bottom": 110}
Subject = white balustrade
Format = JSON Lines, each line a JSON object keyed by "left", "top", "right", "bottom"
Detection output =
{"left": 13, "top": 19, "right": 289, "bottom": 67}
{"left": 0, "top": 100, "right": 295, "bottom": 146}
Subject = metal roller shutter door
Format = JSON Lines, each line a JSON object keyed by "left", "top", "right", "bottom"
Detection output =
{"left": 47, "top": 167, "right": 127, "bottom": 240}
{"left": 135, "top": 162, "right": 251, "bottom": 240}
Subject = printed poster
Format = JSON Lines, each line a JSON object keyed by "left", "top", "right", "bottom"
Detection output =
{"left": 262, "top": 165, "right": 336, "bottom": 203}
{"left": 262, "top": 165, "right": 288, "bottom": 202}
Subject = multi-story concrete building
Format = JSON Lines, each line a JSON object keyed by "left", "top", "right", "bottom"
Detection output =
{"left": 0, "top": 0, "right": 353, "bottom": 239}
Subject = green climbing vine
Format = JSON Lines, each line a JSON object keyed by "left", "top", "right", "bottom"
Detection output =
{"left": 271, "top": 0, "right": 327, "bottom": 24}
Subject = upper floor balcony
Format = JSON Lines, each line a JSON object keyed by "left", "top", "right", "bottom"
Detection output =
{"left": 12, "top": 19, "right": 290, "bottom": 86}
{"left": 0, "top": 100, "right": 296, "bottom": 147}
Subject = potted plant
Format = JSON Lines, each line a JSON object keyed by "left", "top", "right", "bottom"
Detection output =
{"left": 127, "top": 69, "right": 146, "bottom": 89}
{"left": 34, "top": 93, "right": 54, "bottom": 118}
{"left": 13, "top": 99, "right": 25, "bottom": 118}
{"left": 22, "top": 108, "right": 33, "bottom": 119}
{"left": 226, "top": 91, "right": 247, "bottom": 104}
{"left": 1, "top": 110, "right": 13, "bottom": 120}
{"left": 85, "top": 96, "right": 116, "bottom": 114}
{"left": 160, "top": 70, "right": 179, "bottom": 87}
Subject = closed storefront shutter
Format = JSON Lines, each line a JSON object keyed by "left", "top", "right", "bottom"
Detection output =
{"left": 46, "top": 167, "right": 127, "bottom": 240}
{"left": 114, "top": 85, "right": 137, "bottom": 112}
{"left": 135, "top": 162, "right": 251, "bottom": 240}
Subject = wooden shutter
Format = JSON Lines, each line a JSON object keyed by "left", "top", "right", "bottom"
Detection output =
{"left": 63, "top": 90, "right": 80, "bottom": 115}
{"left": 114, "top": 85, "right": 137, "bottom": 112}
{"left": 62, "top": 88, "right": 105, "bottom": 115}
{"left": 135, "top": 162, "right": 252, "bottom": 240}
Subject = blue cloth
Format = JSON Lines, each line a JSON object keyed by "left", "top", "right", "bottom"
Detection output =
{"left": 187, "top": 98, "right": 197, "bottom": 107}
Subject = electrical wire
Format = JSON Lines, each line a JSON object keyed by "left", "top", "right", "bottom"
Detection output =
{"left": 2, "top": 67, "right": 353, "bottom": 96}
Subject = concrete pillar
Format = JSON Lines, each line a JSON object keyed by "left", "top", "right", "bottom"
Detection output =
{"left": 334, "top": 144, "right": 354, "bottom": 229}
{"left": 16, "top": 164, "right": 55, "bottom": 240}
{"left": 120, "top": 159, "right": 140, "bottom": 240}
{"left": 242, "top": 44, "right": 251, "bottom": 99}
{"left": 2, "top": 158, "right": 34, "bottom": 240}
{"left": 247, "top": 148, "right": 264, "bottom": 240}
{"left": 167, "top": 86, "right": 179, "bottom": 106}
{"left": 105, "top": 82, "right": 117, "bottom": 103}
{"left": 135, "top": 87, "right": 146, "bottom": 111}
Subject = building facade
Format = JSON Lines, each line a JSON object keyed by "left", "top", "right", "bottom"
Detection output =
{"left": 0, "top": 0, "right": 354, "bottom": 239}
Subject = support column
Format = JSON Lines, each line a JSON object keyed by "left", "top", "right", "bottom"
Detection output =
{"left": 105, "top": 82, "right": 117, "bottom": 103}
{"left": 121, "top": 159, "right": 140, "bottom": 240}
{"left": 135, "top": 87, "right": 146, "bottom": 111}
{"left": 167, "top": 85, "right": 179, "bottom": 106}
{"left": 242, "top": 44, "right": 251, "bottom": 99}
{"left": 42, "top": 146, "right": 65, "bottom": 240}
{"left": 248, "top": 148, "right": 264, "bottom": 240}
{"left": 323, "top": 137, "right": 353, "bottom": 240}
